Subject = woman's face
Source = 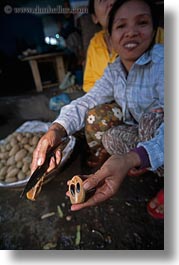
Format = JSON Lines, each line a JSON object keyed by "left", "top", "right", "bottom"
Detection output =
{"left": 111, "top": 0, "right": 154, "bottom": 71}
{"left": 93, "top": 0, "right": 116, "bottom": 29}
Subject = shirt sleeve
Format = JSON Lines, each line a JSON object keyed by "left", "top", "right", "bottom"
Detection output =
{"left": 132, "top": 146, "right": 151, "bottom": 169}
{"left": 137, "top": 52, "right": 164, "bottom": 172}
{"left": 54, "top": 66, "right": 114, "bottom": 135}
{"left": 137, "top": 123, "right": 164, "bottom": 171}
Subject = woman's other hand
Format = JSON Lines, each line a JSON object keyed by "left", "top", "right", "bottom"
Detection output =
{"left": 31, "top": 123, "right": 67, "bottom": 174}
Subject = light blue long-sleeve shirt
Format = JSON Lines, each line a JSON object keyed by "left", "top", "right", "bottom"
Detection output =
{"left": 54, "top": 44, "right": 164, "bottom": 171}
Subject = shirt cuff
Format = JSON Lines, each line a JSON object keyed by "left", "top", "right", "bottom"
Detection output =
{"left": 132, "top": 146, "right": 151, "bottom": 169}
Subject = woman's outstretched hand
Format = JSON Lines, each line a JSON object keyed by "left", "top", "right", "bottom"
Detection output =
{"left": 67, "top": 152, "right": 141, "bottom": 211}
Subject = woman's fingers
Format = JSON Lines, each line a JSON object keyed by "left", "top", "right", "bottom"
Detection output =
{"left": 69, "top": 183, "right": 113, "bottom": 211}
{"left": 82, "top": 167, "right": 109, "bottom": 191}
{"left": 47, "top": 150, "right": 62, "bottom": 172}
{"left": 31, "top": 139, "right": 62, "bottom": 174}
{"left": 31, "top": 139, "right": 49, "bottom": 174}
{"left": 55, "top": 149, "right": 62, "bottom": 165}
{"left": 47, "top": 155, "right": 57, "bottom": 172}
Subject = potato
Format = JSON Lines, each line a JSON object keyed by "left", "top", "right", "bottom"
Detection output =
{"left": 5, "top": 143, "right": 11, "bottom": 151}
{"left": 16, "top": 133, "right": 23, "bottom": 142}
{"left": 16, "top": 161, "right": 23, "bottom": 169}
{"left": 7, "top": 166, "right": 15, "bottom": 173}
{"left": 0, "top": 131, "right": 45, "bottom": 184}
{"left": 24, "top": 144, "right": 31, "bottom": 151}
{"left": 0, "top": 152, "right": 9, "bottom": 160}
{"left": 10, "top": 137, "right": 18, "bottom": 146}
{"left": 1, "top": 159, "right": 6, "bottom": 166}
{"left": 6, "top": 168, "right": 19, "bottom": 179}
{"left": 5, "top": 177, "right": 17, "bottom": 183}
{"left": 9, "top": 145, "right": 20, "bottom": 157}
{"left": 31, "top": 135, "right": 39, "bottom": 146}
{"left": 23, "top": 156, "right": 32, "bottom": 164}
{"left": 15, "top": 149, "right": 27, "bottom": 162}
{"left": 7, "top": 156, "right": 16, "bottom": 166}
{"left": 21, "top": 137, "right": 29, "bottom": 145}
{"left": 22, "top": 163, "right": 29, "bottom": 174}
{"left": 5, "top": 134, "right": 13, "bottom": 143}
{"left": 28, "top": 147, "right": 34, "bottom": 154}
{"left": 17, "top": 171, "right": 26, "bottom": 180}
{"left": 0, "top": 167, "right": 8, "bottom": 178}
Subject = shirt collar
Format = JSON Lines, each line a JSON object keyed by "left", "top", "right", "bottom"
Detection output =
{"left": 113, "top": 44, "right": 163, "bottom": 69}
{"left": 135, "top": 44, "right": 163, "bottom": 65}
{"left": 135, "top": 50, "right": 151, "bottom": 65}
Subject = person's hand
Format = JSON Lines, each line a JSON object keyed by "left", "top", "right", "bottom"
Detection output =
{"left": 31, "top": 123, "right": 67, "bottom": 174}
{"left": 67, "top": 151, "right": 141, "bottom": 211}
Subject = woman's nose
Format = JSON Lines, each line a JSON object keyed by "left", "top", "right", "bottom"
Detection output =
{"left": 125, "top": 26, "right": 139, "bottom": 38}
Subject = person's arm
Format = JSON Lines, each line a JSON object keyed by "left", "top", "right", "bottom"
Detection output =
{"left": 31, "top": 66, "right": 114, "bottom": 174}
{"left": 137, "top": 123, "right": 164, "bottom": 171}
{"left": 137, "top": 51, "right": 164, "bottom": 172}
{"left": 54, "top": 65, "right": 115, "bottom": 135}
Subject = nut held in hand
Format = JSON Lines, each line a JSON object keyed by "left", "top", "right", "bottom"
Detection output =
{"left": 68, "top": 175, "right": 85, "bottom": 204}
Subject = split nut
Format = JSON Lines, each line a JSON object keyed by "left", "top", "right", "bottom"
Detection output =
{"left": 68, "top": 175, "right": 85, "bottom": 204}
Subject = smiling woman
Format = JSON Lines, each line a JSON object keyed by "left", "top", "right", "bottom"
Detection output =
{"left": 108, "top": 0, "right": 158, "bottom": 71}
{"left": 30, "top": 0, "right": 164, "bottom": 214}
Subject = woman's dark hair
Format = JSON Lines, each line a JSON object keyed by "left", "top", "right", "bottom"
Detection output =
{"left": 88, "top": 0, "right": 95, "bottom": 14}
{"left": 108, "top": 0, "right": 159, "bottom": 35}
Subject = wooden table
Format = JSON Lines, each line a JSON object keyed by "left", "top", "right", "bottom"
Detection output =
{"left": 22, "top": 52, "right": 66, "bottom": 92}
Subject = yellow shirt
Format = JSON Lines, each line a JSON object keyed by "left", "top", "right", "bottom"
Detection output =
{"left": 83, "top": 27, "right": 164, "bottom": 92}
{"left": 155, "top": 26, "right": 164, "bottom": 44}
{"left": 83, "top": 30, "right": 117, "bottom": 92}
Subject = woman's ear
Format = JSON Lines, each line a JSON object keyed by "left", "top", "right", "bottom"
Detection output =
{"left": 91, "top": 14, "right": 99, "bottom": 24}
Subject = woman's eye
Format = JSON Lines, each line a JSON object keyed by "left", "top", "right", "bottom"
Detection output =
{"left": 138, "top": 20, "right": 148, "bottom": 26}
{"left": 117, "top": 24, "right": 125, "bottom": 29}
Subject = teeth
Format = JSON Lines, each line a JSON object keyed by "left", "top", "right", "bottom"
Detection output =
{"left": 124, "top": 43, "right": 137, "bottom": 48}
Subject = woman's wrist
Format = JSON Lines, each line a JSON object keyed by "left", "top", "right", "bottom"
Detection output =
{"left": 49, "top": 122, "right": 67, "bottom": 138}
{"left": 131, "top": 146, "right": 150, "bottom": 169}
{"left": 124, "top": 151, "right": 142, "bottom": 169}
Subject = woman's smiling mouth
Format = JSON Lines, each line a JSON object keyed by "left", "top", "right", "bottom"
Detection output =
{"left": 124, "top": 42, "right": 139, "bottom": 49}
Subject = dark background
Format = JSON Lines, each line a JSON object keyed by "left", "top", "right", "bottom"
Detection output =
{"left": 0, "top": 0, "right": 163, "bottom": 96}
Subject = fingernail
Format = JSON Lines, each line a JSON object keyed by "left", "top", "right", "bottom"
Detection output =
{"left": 83, "top": 181, "right": 90, "bottom": 190}
{"left": 37, "top": 158, "right": 42, "bottom": 166}
{"left": 71, "top": 206, "right": 75, "bottom": 211}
